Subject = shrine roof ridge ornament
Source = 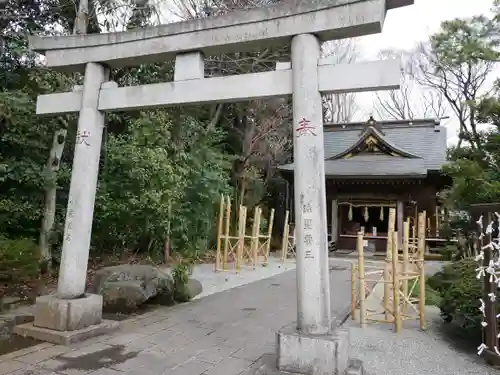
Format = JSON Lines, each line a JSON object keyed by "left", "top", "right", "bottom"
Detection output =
{"left": 28, "top": 0, "right": 413, "bottom": 72}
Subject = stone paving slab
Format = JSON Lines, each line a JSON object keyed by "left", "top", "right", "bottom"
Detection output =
{"left": 0, "top": 261, "right": 353, "bottom": 375}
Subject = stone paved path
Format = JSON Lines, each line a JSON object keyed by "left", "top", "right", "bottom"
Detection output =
{"left": 0, "top": 262, "right": 352, "bottom": 375}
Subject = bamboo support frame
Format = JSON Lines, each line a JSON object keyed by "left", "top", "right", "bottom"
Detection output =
{"left": 215, "top": 195, "right": 225, "bottom": 271}
{"left": 392, "top": 230, "right": 402, "bottom": 333}
{"left": 402, "top": 219, "right": 410, "bottom": 316}
{"left": 384, "top": 208, "right": 396, "bottom": 322}
{"left": 281, "top": 210, "right": 296, "bottom": 261}
{"left": 357, "top": 232, "right": 366, "bottom": 328}
{"left": 351, "top": 210, "right": 428, "bottom": 332}
{"left": 417, "top": 211, "right": 426, "bottom": 329}
{"left": 215, "top": 195, "right": 275, "bottom": 272}
{"left": 351, "top": 262, "right": 358, "bottom": 321}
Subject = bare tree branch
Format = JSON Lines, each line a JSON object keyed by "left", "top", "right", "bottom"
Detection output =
{"left": 165, "top": 0, "right": 292, "bottom": 207}
{"left": 375, "top": 48, "right": 448, "bottom": 121}
{"left": 321, "top": 38, "right": 360, "bottom": 123}
{"left": 410, "top": 42, "right": 494, "bottom": 148}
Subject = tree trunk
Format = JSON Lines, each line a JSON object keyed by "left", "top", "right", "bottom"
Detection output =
{"left": 239, "top": 178, "right": 247, "bottom": 208}
{"left": 38, "top": 0, "right": 89, "bottom": 274}
{"left": 39, "top": 128, "right": 67, "bottom": 273}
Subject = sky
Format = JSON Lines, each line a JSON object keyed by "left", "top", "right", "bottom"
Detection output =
{"left": 109, "top": 0, "right": 497, "bottom": 146}
{"left": 351, "top": 0, "right": 496, "bottom": 145}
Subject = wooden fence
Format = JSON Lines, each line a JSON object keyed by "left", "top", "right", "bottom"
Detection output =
{"left": 470, "top": 203, "right": 500, "bottom": 366}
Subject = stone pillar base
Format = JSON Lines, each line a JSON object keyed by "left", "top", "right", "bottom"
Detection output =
{"left": 277, "top": 326, "right": 350, "bottom": 375}
{"left": 14, "top": 294, "right": 118, "bottom": 345}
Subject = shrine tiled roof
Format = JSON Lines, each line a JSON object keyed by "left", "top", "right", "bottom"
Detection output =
{"left": 278, "top": 119, "right": 447, "bottom": 177}
{"left": 279, "top": 154, "right": 427, "bottom": 177}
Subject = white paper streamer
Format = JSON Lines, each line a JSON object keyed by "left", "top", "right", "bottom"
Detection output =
{"left": 478, "top": 343, "right": 488, "bottom": 356}
{"left": 476, "top": 214, "right": 500, "bottom": 357}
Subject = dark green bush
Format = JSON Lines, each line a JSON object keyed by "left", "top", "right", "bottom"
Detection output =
{"left": 432, "top": 258, "right": 482, "bottom": 335}
{"left": 439, "top": 244, "right": 457, "bottom": 261}
{"left": 0, "top": 236, "right": 39, "bottom": 283}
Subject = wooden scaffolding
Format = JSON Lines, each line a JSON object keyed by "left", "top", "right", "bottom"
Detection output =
{"left": 280, "top": 210, "right": 296, "bottom": 262}
{"left": 351, "top": 208, "right": 427, "bottom": 332}
{"left": 215, "top": 194, "right": 275, "bottom": 272}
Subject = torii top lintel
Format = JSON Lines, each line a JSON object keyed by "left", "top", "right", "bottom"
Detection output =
{"left": 29, "top": 0, "right": 413, "bottom": 72}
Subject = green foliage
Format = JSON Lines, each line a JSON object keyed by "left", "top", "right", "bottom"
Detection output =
{"left": 408, "top": 279, "right": 442, "bottom": 306}
{"left": 171, "top": 263, "right": 190, "bottom": 303}
{"left": 0, "top": 74, "right": 74, "bottom": 241}
{"left": 432, "top": 16, "right": 499, "bottom": 65}
{"left": 0, "top": 0, "right": 288, "bottom": 288}
{"left": 443, "top": 109, "right": 500, "bottom": 209}
{"left": 439, "top": 245, "right": 456, "bottom": 261}
{"left": 430, "top": 259, "right": 482, "bottom": 335}
{"left": 0, "top": 236, "right": 39, "bottom": 282}
{"left": 92, "top": 111, "right": 232, "bottom": 255}
{"left": 443, "top": 158, "right": 500, "bottom": 208}
{"left": 437, "top": 5, "right": 500, "bottom": 210}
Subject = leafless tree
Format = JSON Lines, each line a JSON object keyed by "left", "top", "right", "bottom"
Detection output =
{"left": 321, "top": 38, "right": 360, "bottom": 123}
{"left": 375, "top": 49, "right": 448, "bottom": 121}
{"left": 410, "top": 41, "right": 494, "bottom": 148}
{"left": 165, "top": 0, "right": 292, "bottom": 207}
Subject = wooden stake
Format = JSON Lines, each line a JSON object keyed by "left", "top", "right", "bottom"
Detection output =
{"left": 351, "top": 262, "right": 357, "bottom": 321}
{"left": 392, "top": 230, "right": 402, "bottom": 333}
{"left": 417, "top": 211, "right": 426, "bottom": 329}
{"left": 384, "top": 207, "right": 396, "bottom": 322}
{"left": 236, "top": 205, "right": 247, "bottom": 272}
{"left": 402, "top": 219, "right": 410, "bottom": 316}
{"left": 253, "top": 207, "right": 261, "bottom": 267}
{"left": 264, "top": 208, "right": 275, "bottom": 265}
{"left": 223, "top": 196, "right": 231, "bottom": 270}
{"left": 281, "top": 210, "right": 290, "bottom": 262}
{"left": 357, "top": 231, "right": 366, "bottom": 328}
{"left": 435, "top": 206, "right": 439, "bottom": 237}
{"left": 250, "top": 207, "right": 259, "bottom": 268}
{"left": 215, "top": 194, "right": 225, "bottom": 272}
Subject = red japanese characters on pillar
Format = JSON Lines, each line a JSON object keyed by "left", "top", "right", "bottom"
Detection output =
{"left": 76, "top": 130, "right": 91, "bottom": 146}
{"left": 295, "top": 117, "right": 317, "bottom": 138}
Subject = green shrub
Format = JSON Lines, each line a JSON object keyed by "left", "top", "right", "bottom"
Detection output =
{"left": 439, "top": 245, "right": 457, "bottom": 261}
{"left": 408, "top": 279, "right": 442, "bottom": 306}
{"left": 0, "top": 236, "right": 39, "bottom": 282}
{"left": 171, "top": 262, "right": 191, "bottom": 303}
{"left": 432, "top": 258, "right": 482, "bottom": 334}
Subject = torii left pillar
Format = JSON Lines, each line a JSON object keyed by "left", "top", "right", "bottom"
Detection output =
{"left": 16, "top": 63, "right": 118, "bottom": 345}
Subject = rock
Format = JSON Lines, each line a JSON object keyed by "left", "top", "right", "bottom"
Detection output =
{"left": 89, "top": 265, "right": 174, "bottom": 312}
{"left": 100, "top": 280, "right": 149, "bottom": 312}
{"left": 171, "top": 278, "right": 203, "bottom": 303}
{"left": 186, "top": 279, "right": 202, "bottom": 299}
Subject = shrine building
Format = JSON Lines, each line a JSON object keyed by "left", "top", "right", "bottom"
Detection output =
{"left": 278, "top": 117, "right": 450, "bottom": 253}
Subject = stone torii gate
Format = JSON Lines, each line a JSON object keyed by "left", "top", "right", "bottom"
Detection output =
{"left": 21, "top": 0, "right": 413, "bottom": 373}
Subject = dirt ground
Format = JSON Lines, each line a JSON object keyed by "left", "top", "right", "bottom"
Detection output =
{"left": 0, "top": 250, "right": 216, "bottom": 306}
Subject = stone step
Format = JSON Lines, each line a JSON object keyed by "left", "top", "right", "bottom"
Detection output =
{"left": 0, "top": 312, "right": 34, "bottom": 341}
{"left": 1, "top": 297, "right": 25, "bottom": 312}
{"left": 345, "top": 359, "right": 365, "bottom": 375}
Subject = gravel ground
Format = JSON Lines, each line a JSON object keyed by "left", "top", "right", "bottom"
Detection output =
{"left": 347, "top": 304, "right": 498, "bottom": 375}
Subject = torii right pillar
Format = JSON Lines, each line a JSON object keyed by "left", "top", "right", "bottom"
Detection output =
{"left": 276, "top": 33, "right": 349, "bottom": 375}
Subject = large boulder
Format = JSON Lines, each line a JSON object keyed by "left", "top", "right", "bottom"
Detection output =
{"left": 88, "top": 264, "right": 174, "bottom": 312}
